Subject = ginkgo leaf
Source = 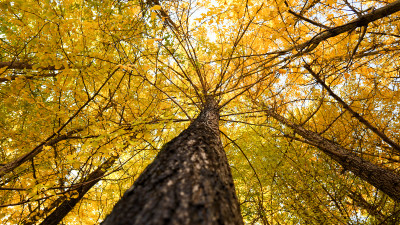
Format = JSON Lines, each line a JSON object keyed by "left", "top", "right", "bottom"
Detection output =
{"left": 150, "top": 5, "right": 162, "bottom": 11}
{"left": 43, "top": 145, "right": 52, "bottom": 151}
{"left": 0, "top": 66, "right": 8, "bottom": 74}
{"left": 151, "top": 11, "right": 157, "bottom": 20}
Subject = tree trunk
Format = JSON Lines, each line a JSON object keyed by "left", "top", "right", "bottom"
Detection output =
{"left": 102, "top": 97, "right": 243, "bottom": 225}
{"left": 264, "top": 107, "right": 400, "bottom": 202}
{"left": 38, "top": 155, "right": 117, "bottom": 225}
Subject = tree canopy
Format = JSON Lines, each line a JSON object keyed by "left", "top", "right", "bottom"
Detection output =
{"left": 1, "top": 0, "right": 400, "bottom": 224}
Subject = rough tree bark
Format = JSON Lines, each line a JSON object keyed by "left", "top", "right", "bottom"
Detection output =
{"left": 102, "top": 97, "right": 243, "bottom": 225}
{"left": 264, "top": 107, "right": 400, "bottom": 202}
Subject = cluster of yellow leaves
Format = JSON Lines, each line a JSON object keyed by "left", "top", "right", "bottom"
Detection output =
{"left": 1, "top": 0, "right": 400, "bottom": 224}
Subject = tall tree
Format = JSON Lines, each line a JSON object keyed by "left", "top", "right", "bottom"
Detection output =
{"left": 102, "top": 96, "right": 243, "bottom": 225}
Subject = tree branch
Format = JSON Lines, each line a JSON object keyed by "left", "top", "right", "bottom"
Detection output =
{"left": 263, "top": 107, "right": 400, "bottom": 202}
{"left": 304, "top": 64, "right": 400, "bottom": 154}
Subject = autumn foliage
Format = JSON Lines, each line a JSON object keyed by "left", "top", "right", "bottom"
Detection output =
{"left": 1, "top": 0, "right": 400, "bottom": 224}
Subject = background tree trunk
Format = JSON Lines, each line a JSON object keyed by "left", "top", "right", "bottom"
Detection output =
{"left": 264, "top": 107, "right": 400, "bottom": 201}
{"left": 38, "top": 156, "right": 117, "bottom": 225}
{"left": 102, "top": 97, "right": 243, "bottom": 225}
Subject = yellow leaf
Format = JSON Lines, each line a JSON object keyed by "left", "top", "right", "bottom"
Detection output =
{"left": 151, "top": 11, "right": 157, "bottom": 20}
{"left": 55, "top": 62, "right": 62, "bottom": 70}
{"left": 150, "top": 5, "right": 162, "bottom": 11}
{"left": 147, "top": 39, "right": 155, "bottom": 45}
{"left": 68, "top": 190, "right": 80, "bottom": 199}
{"left": 0, "top": 66, "right": 8, "bottom": 74}
{"left": 326, "top": 0, "right": 336, "bottom": 4}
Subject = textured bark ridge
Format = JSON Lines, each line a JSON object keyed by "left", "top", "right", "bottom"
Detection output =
{"left": 102, "top": 97, "right": 244, "bottom": 225}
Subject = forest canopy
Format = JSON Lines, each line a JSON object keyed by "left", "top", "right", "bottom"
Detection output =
{"left": 1, "top": 0, "right": 400, "bottom": 224}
